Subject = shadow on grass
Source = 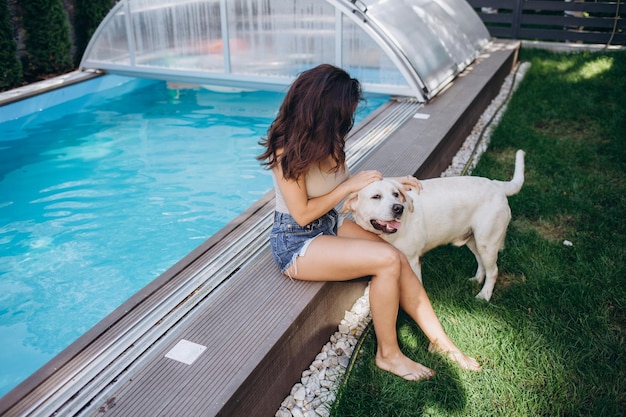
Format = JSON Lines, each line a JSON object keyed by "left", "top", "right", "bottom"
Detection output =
{"left": 333, "top": 314, "right": 471, "bottom": 417}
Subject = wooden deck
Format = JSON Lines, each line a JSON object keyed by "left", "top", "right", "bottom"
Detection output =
{"left": 0, "top": 40, "right": 520, "bottom": 417}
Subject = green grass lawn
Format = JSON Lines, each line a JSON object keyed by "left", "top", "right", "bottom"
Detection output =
{"left": 331, "top": 48, "right": 626, "bottom": 417}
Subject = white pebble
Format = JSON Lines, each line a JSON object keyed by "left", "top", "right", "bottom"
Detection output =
{"left": 338, "top": 324, "right": 350, "bottom": 334}
{"left": 293, "top": 386, "right": 306, "bottom": 401}
{"left": 281, "top": 395, "right": 295, "bottom": 409}
{"left": 315, "top": 407, "right": 331, "bottom": 417}
{"left": 275, "top": 407, "right": 291, "bottom": 417}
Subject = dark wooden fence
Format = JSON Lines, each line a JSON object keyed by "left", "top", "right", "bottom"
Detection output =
{"left": 467, "top": 0, "right": 625, "bottom": 46}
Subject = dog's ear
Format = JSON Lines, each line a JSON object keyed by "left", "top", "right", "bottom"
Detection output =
{"left": 340, "top": 192, "right": 358, "bottom": 214}
{"left": 389, "top": 179, "right": 414, "bottom": 213}
{"left": 402, "top": 189, "right": 414, "bottom": 213}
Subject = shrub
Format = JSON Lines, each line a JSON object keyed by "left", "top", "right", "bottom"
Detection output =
{"left": 19, "top": 0, "right": 72, "bottom": 82}
{"left": 0, "top": 0, "right": 22, "bottom": 89}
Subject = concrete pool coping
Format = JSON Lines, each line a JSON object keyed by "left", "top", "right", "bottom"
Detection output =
{"left": 0, "top": 39, "right": 519, "bottom": 417}
{"left": 0, "top": 70, "right": 102, "bottom": 107}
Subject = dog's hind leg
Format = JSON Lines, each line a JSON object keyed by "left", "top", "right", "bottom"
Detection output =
{"left": 466, "top": 238, "right": 486, "bottom": 284}
{"left": 475, "top": 255, "right": 498, "bottom": 302}
{"left": 472, "top": 233, "right": 506, "bottom": 301}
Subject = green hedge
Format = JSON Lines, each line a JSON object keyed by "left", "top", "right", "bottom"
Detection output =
{"left": 19, "top": 0, "right": 72, "bottom": 82}
{"left": 1, "top": 0, "right": 114, "bottom": 91}
{"left": 0, "top": 0, "right": 22, "bottom": 89}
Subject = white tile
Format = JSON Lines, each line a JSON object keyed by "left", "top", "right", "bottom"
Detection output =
{"left": 165, "top": 339, "right": 207, "bottom": 365}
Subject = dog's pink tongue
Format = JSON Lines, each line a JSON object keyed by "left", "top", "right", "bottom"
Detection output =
{"left": 382, "top": 220, "right": 401, "bottom": 230}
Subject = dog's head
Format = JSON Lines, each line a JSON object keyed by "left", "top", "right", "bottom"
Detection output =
{"left": 341, "top": 179, "right": 414, "bottom": 235}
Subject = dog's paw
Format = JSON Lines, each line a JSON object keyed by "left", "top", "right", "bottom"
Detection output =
{"left": 469, "top": 276, "right": 485, "bottom": 284}
{"left": 475, "top": 291, "right": 492, "bottom": 302}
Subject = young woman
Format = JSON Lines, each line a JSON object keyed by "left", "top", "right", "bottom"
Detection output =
{"left": 258, "top": 64, "right": 481, "bottom": 380}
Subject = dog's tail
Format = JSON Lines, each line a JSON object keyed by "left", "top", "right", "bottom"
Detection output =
{"left": 500, "top": 149, "right": 525, "bottom": 196}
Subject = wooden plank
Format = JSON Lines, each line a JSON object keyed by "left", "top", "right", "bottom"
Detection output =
{"left": 521, "top": 15, "right": 626, "bottom": 30}
{"left": 519, "top": 28, "right": 626, "bottom": 44}
{"left": 522, "top": 1, "right": 626, "bottom": 14}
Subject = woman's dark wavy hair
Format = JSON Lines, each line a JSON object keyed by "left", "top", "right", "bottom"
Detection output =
{"left": 257, "top": 64, "right": 363, "bottom": 181}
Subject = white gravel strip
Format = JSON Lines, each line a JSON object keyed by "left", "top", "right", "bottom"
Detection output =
{"left": 275, "top": 61, "right": 531, "bottom": 417}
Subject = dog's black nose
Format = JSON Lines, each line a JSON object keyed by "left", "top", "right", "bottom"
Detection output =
{"left": 392, "top": 203, "right": 404, "bottom": 217}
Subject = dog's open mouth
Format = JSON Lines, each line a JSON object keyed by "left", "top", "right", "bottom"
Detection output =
{"left": 370, "top": 219, "right": 401, "bottom": 234}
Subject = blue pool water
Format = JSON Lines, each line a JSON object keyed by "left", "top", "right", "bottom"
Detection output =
{"left": 0, "top": 75, "right": 387, "bottom": 396}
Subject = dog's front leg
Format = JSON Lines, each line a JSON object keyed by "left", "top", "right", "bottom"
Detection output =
{"left": 409, "top": 257, "right": 423, "bottom": 283}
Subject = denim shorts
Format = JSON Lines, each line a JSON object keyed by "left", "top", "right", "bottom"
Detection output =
{"left": 270, "top": 209, "right": 338, "bottom": 274}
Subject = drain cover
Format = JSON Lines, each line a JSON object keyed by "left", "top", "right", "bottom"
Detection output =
{"left": 165, "top": 339, "right": 207, "bottom": 365}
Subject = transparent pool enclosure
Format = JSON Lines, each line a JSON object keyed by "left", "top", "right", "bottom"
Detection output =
{"left": 80, "top": 0, "right": 491, "bottom": 101}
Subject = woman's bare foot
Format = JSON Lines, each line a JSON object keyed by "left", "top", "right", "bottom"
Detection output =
{"left": 428, "top": 342, "right": 482, "bottom": 371}
{"left": 376, "top": 352, "right": 435, "bottom": 381}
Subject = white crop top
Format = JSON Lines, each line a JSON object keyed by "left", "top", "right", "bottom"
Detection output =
{"left": 273, "top": 164, "right": 350, "bottom": 214}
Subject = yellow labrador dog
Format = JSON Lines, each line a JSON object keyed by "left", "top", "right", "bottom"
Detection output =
{"left": 342, "top": 150, "right": 525, "bottom": 301}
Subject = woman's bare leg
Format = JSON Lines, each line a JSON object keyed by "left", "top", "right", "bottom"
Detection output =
{"left": 338, "top": 220, "right": 481, "bottom": 371}
{"left": 396, "top": 263, "right": 481, "bottom": 371}
{"left": 286, "top": 232, "right": 433, "bottom": 381}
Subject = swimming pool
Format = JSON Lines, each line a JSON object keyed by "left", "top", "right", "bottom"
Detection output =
{"left": 0, "top": 75, "right": 387, "bottom": 397}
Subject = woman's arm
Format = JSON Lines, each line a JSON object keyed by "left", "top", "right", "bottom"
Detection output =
{"left": 274, "top": 164, "right": 382, "bottom": 226}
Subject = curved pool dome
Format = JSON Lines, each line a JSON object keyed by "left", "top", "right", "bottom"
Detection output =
{"left": 80, "top": 0, "right": 490, "bottom": 101}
